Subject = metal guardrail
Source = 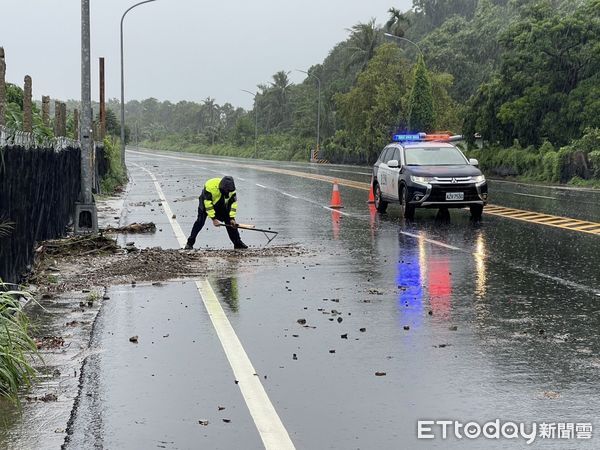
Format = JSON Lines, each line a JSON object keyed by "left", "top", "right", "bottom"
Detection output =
{"left": 0, "top": 126, "right": 80, "bottom": 151}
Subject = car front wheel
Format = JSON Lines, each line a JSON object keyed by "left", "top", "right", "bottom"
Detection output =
{"left": 374, "top": 183, "right": 388, "bottom": 213}
{"left": 470, "top": 204, "right": 483, "bottom": 220}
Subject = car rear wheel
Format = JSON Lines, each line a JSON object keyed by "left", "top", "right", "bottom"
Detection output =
{"left": 374, "top": 183, "right": 388, "bottom": 213}
{"left": 470, "top": 204, "right": 483, "bottom": 221}
{"left": 400, "top": 185, "right": 415, "bottom": 220}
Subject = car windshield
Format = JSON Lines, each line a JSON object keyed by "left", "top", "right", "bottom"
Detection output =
{"left": 404, "top": 147, "right": 467, "bottom": 166}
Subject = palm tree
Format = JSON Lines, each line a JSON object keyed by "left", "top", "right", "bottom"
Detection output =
{"left": 269, "top": 71, "right": 293, "bottom": 130}
{"left": 202, "top": 97, "right": 218, "bottom": 127}
{"left": 345, "top": 19, "right": 382, "bottom": 74}
{"left": 385, "top": 7, "right": 410, "bottom": 38}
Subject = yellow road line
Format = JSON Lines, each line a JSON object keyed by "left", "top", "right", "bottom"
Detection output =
{"left": 129, "top": 150, "right": 599, "bottom": 237}
{"left": 571, "top": 223, "right": 600, "bottom": 230}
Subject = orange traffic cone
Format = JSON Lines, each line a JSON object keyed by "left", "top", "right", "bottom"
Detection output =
{"left": 329, "top": 179, "right": 344, "bottom": 208}
{"left": 367, "top": 175, "right": 375, "bottom": 204}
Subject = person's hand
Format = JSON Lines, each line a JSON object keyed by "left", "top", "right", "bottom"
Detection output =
{"left": 212, "top": 218, "right": 221, "bottom": 227}
{"left": 229, "top": 218, "right": 237, "bottom": 227}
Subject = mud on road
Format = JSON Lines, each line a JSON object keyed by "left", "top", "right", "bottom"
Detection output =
{"left": 29, "top": 233, "right": 307, "bottom": 294}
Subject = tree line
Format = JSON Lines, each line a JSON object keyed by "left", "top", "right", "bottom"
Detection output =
{"left": 3, "top": 0, "right": 600, "bottom": 184}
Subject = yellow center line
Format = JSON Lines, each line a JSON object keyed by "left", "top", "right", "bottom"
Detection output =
{"left": 571, "top": 223, "right": 600, "bottom": 230}
{"left": 128, "top": 150, "right": 599, "bottom": 237}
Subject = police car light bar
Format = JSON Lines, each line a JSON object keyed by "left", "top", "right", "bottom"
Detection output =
{"left": 424, "top": 134, "right": 452, "bottom": 141}
{"left": 392, "top": 132, "right": 452, "bottom": 142}
{"left": 392, "top": 133, "right": 425, "bottom": 141}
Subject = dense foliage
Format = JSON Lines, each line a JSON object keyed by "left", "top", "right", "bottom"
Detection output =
{"left": 4, "top": 0, "right": 598, "bottom": 184}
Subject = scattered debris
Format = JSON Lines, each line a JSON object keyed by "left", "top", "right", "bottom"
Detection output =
{"left": 103, "top": 222, "right": 157, "bottom": 233}
{"left": 222, "top": 419, "right": 231, "bottom": 423}
{"left": 29, "top": 244, "right": 307, "bottom": 293}
{"left": 198, "top": 420, "right": 209, "bottom": 426}
{"left": 375, "top": 372, "right": 387, "bottom": 377}
{"left": 26, "top": 393, "right": 58, "bottom": 402}
{"left": 37, "top": 235, "right": 119, "bottom": 258}
{"left": 297, "top": 319, "right": 307, "bottom": 325}
{"left": 359, "top": 328, "right": 366, "bottom": 332}
{"left": 403, "top": 325, "right": 410, "bottom": 331}
{"left": 542, "top": 391, "right": 560, "bottom": 399}
{"left": 449, "top": 325, "right": 458, "bottom": 331}
{"left": 35, "top": 336, "right": 65, "bottom": 350}
{"left": 129, "top": 335, "right": 139, "bottom": 343}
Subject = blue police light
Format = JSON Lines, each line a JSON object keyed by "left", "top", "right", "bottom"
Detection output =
{"left": 392, "top": 133, "right": 425, "bottom": 142}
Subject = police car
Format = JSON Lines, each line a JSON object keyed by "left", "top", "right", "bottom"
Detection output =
{"left": 372, "top": 133, "right": 488, "bottom": 220}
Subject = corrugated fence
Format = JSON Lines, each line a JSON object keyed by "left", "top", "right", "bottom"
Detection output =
{"left": 0, "top": 129, "right": 107, "bottom": 283}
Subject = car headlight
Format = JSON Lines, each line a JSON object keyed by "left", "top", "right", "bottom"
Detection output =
{"left": 473, "top": 175, "right": 486, "bottom": 183}
{"left": 411, "top": 176, "right": 435, "bottom": 184}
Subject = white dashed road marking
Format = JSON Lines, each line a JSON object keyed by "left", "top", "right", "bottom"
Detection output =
{"left": 131, "top": 163, "right": 296, "bottom": 450}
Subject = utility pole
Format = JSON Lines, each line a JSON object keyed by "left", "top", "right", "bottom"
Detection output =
{"left": 99, "top": 57, "right": 106, "bottom": 139}
{"left": 75, "top": 0, "right": 98, "bottom": 233}
{"left": 241, "top": 89, "right": 258, "bottom": 158}
{"left": 121, "top": 0, "right": 157, "bottom": 168}
{"left": 297, "top": 69, "right": 321, "bottom": 162}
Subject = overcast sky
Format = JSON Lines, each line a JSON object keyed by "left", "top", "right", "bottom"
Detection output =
{"left": 1, "top": 0, "right": 412, "bottom": 110}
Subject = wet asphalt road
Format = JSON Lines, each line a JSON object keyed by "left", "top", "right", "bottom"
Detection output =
{"left": 65, "top": 148, "right": 600, "bottom": 449}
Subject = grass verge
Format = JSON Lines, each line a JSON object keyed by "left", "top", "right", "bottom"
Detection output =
{"left": 0, "top": 280, "right": 38, "bottom": 401}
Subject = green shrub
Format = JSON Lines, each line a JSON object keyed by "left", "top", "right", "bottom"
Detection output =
{"left": 0, "top": 281, "right": 38, "bottom": 400}
{"left": 100, "top": 137, "right": 126, "bottom": 194}
{"left": 589, "top": 150, "right": 600, "bottom": 178}
{"left": 541, "top": 151, "right": 560, "bottom": 182}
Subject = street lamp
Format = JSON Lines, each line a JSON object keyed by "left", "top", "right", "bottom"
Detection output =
{"left": 296, "top": 69, "right": 321, "bottom": 163}
{"left": 120, "top": 0, "right": 157, "bottom": 168}
{"left": 241, "top": 89, "right": 258, "bottom": 159}
{"left": 383, "top": 33, "right": 424, "bottom": 59}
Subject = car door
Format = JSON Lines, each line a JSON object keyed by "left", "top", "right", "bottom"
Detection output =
{"left": 387, "top": 147, "right": 402, "bottom": 200}
{"left": 378, "top": 147, "right": 393, "bottom": 198}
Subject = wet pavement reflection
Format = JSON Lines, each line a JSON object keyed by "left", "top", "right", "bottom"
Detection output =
{"left": 10, "top": 148, "right": 598, "bottom": 449}
{"left": 124, "top": 150, "right": 599, "bottom": 449}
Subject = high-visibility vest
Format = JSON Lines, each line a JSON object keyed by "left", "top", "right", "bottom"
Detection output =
{"left": 201, "top": 178, "right": 237, "bottom": 219}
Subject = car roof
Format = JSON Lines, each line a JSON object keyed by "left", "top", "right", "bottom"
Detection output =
{"left": 399, "top": 141, "right": 455, "bottom": 149}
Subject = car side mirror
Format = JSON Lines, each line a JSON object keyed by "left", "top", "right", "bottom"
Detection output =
{"left": 387, "top": 159, "right": 399, "bottom": 168}
{"left": 469, "top": 158, "right": 479, "bottom": 167}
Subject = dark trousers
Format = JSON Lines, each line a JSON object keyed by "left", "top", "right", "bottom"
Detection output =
{"left": 187, "top": 204, "right": 241, "bottom": 246}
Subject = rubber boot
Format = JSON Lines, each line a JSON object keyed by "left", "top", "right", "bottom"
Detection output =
{"left": 234, "top": 241, "right": 248, "bottom": 249}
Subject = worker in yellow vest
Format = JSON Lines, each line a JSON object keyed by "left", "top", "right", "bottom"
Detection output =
{"left": 184, "top": 176, "right": 248, "bottom": 249}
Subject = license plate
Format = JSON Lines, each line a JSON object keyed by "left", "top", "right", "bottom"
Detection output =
{"left": 446, "top": 192, "right": 464, "bottom": 201}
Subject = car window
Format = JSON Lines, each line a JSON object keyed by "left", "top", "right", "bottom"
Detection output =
{"left": 379, "top": 147, "right": 392, "bottom": 163}
{"left": 392, "top": 148, "right": 400, "bottom": 162}
{"left": 404, "top": 147, "right": 468, "bottom": 166}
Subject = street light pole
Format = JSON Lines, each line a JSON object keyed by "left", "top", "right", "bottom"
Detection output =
{"left": 81, "top": 0, "right": 92, "bottom": 205}
{"left": 120, "top": 0, "right": 157, "bottom": 168}
{"left": 297, "top": 69, "right": 321, "bottom": 162}
{"left": 383, "top": 33, "right": 424, "bottom": 59}
{"left": 241, "top": 89, "right": 258, "bottom": 159}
